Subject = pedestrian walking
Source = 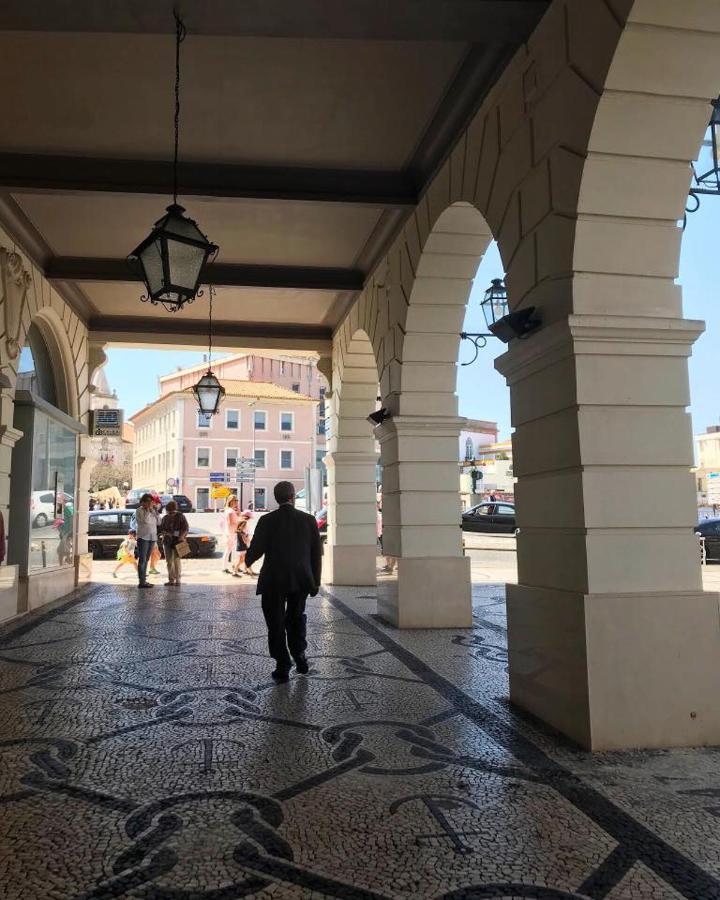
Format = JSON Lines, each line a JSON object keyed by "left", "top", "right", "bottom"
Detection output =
{"left": 244, "top": 481, "right": 322, "bottom": 682}
{"left": 159, "top": 501, "right": 189, "bottom": 586}
{"left": 222, "top": 496, "right": 240, "bottom": 573}
{"left": 233, "top": 510, "right": 257, "bottom": 577}
{"left": 113, "top": 530, "right": 138, "bottom": 578}
{"left": 135, "top": 493, "right": 160, "bottom": 588}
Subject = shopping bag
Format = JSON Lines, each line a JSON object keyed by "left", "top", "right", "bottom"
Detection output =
{"left": 175, "top": 540, "right": 191, "bottom": 558}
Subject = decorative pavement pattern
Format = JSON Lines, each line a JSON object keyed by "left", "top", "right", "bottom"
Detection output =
{"left": 2, "top": 582, "right": 720, "bottom": 899}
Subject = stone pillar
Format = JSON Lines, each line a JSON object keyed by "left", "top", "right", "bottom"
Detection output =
{"left": 324, "top": 450, "right": 378, "bottom": 585}
{"left": 496, "top": 314, "right": 720, "bottom": 750}
{"left": 0, "top": 388, "right": 23, "bottom": 620}
{"left": 375, "top": 415, "right": 471, "bottom": 628}
{"left": 323, "top": 389, "right": 378, "bottom": 586}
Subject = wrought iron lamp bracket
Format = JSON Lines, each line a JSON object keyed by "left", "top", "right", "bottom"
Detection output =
{"left": 459, "top": 332, "right": 493, "bottom": 366}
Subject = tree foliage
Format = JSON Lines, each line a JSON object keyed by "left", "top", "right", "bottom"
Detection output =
{"left": 89, "top": 462, "right": 132, "bottom": 493}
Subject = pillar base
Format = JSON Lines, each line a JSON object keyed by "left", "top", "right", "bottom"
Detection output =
{"left": 378, "top": 556, "right": 471, "bottom": 628}
{"left": 323, "top": 543, "right": 377, "bottom": 586}
{"left": 507, "top": 583, "right": 720, "bottom": 750}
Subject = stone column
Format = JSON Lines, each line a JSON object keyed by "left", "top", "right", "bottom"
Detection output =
{"left": 496, "top": 314, "right": 720, "bottom": 750}
{"left": 375, "top": 415, "right": 471, "bottom": 628}
{"left": 0, "top": 387, "right": 23, "bottom": 620}
{"left": 323, "top": 392, "right": 378, "bottom": 586}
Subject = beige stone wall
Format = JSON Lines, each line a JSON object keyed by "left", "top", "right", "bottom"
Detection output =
{"left": 0, "top": 228, "right": 90, "bottom": 622}
{"left": 329, "top": 0, "right": 720, "bottom": 745}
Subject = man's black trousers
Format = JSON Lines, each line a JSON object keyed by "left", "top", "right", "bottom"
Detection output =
{"left": 261, "top": 591, "right": 307, "bottom": 670}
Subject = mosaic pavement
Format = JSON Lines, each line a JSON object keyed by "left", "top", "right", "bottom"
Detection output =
{"left": 2, "top": 581, "right": 720, "bottom": 899}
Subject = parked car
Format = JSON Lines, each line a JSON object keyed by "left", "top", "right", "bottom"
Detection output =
{"left": 315, "top": 507, "right": 327, "bottom": 540}
{"left": 160, "top": 494, "right": 194, "bottom": 513}
{"left": 124, "top": 488, "right": 151, "bottom": 510}
{"left": 31, "top": 491, "right": 73, "bottom": 528}
{"left": 461, "top": 501, "right": 516, "bottom": 534}
{"left": 696, "top": 518, "right": 720, "bottom": 562}
{"left": 87, "top": 510, "right": 216, "bottom": 559}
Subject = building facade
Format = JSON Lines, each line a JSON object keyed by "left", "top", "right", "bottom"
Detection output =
{"left": 695, "top": 426, "right": 720, "bottom": 495}
{"left": 131, "top": 361, "right": 320, "bottom": 510}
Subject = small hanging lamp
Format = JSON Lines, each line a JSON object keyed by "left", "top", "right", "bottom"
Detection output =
{"left": 128, "top": 12, "right": 217, "bottom": 313}
{"left": 480, "top": 278, "right": 509, "bottom": 331}
{"left": 192, "top": 285, "right": 225, "bottom": 416}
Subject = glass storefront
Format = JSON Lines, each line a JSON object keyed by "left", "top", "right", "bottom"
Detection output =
{"left": 28, "top": 410, "right": 77, "bottom": 572}
{"left": 9, "top": 393, "right": 81, "bottom": 577}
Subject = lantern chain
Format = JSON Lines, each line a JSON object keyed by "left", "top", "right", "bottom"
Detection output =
{"left": 208, "top": 284, "right": 215, "bottom": 367}
{"left": 173, "top": 10, "right": 187, "bottom": 207}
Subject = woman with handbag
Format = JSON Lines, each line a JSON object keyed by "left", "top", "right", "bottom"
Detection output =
{"left": 232, "top": 510, "right": 257, "bottom": 577}
{"left": 159, "top": 500, "right": 190, "bottom": 586}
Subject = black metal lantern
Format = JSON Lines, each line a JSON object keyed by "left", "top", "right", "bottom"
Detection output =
{"left": 128, "top": 13, "right": 217, "bottom": 312}
{"left": 130, "top": 204, "right": 217, "bottom": 313}
{"left": 686, "top": 96, "right": 720, "bottom": 222}
{"left": 192, "top": 370, "right": 225, "bottom": 416}
{"left": 192, "top": 285, "right": 225, "bottom": 416}
{"left": 460, "top": 276, "right": 540, "bottom": 363}
{"left": 480, "top": 278, "right": 509, "bottom": 330}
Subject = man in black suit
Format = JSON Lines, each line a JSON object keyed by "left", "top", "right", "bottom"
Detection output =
{"left": 244, "top": 481, "right": 322, "bottom": 682}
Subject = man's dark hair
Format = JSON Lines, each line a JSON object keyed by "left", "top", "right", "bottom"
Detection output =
{"left": 274, "top": 481, "right": 296, "bottom": 504}
{"left": 140, "top": 493, "right": 153, "bottom": 503}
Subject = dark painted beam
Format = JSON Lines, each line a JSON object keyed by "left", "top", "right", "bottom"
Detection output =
{"left": 0, "top": 2, "right": 549, "bottom": 40}
{"left": 89, "top": 315, "right": 332, "bottom": 344}
{"left": 0, "top": 155, "right": 417, "bottom": 208}
{"left": 46, "top": 257, "right": 364, "bottom": 293}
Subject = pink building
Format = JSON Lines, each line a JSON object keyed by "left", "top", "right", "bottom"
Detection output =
{"left": 131, "top": 353, "right": 325, "bottom": 511}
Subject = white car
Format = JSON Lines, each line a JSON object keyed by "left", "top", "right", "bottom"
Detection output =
{"left": 31, "top": 491, "right": 72, "bottom": 528}
{"left": 294, "top": 488, "right": 308, "bottom": 512}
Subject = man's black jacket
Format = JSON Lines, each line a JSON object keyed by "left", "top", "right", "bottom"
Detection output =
{"left": 245, "top": 503, "right": 322, "bottom": 596}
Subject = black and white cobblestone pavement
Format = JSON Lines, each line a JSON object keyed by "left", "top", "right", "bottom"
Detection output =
{"left": 2, "top": 580, "right": 720, "bottom": 899}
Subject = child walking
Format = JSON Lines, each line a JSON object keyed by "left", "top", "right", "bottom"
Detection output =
{"left": 113, "top": 530, "right": 138, "bottom": 578}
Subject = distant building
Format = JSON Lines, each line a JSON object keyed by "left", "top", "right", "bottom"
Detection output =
{"left": 459, "top": 419, "right": 498, "bottom": 462}
{"left": 88, "top": 367, "right": 133, "bottom": 470}
{"left": 695, "top": 425, "right": 720, "bottom": 494}
{"left": 130, "top": 353, "right": 325, "bottom": 510}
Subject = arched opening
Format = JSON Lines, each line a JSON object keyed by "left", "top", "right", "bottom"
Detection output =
{"left": 325, "top": 328, "right": 380, "bottom": 587}
{"left": 375, "top": 201, "right": 496, "bottom": 627}
{"left": 8, "top": 311, "right": 82, "bottom": 612}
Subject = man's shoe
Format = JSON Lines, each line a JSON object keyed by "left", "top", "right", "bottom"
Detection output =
{"left": 294, "top": 656, "right": 309, "bottom": 675}
{"left": 138, "top": 582, "right": 154, "bottom": 589}
{"left": 271, "top": 667, "right": 290, "bottom": 682}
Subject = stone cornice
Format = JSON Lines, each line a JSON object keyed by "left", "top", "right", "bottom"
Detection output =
{"left": 375, "top": 415, "right": 467, "bottom": 443}
{"left": 495, "top": 315, "right": 704, "bottom": 385}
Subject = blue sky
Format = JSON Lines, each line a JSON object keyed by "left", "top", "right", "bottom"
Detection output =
{"left": 104, "top": 204, "right": 718, "bottom": 439}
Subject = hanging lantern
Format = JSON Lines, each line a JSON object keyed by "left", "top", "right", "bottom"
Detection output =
{"left": 192, "top": 370, "right": 225, "bottom": 416}
{"left": 192, "top": 285, "right": 225, "bottom": 416}
{"left": 128, "top": 13, "right": 217, "bottom": 312}
{"left": 129, "top": 204, "right": 216, "bottom": 313}
{"left": 480, "top": 278, "right": 509, "bottom": 331}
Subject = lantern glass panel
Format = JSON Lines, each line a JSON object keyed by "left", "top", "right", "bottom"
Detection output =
{"left": 139, "top": 238, "right": 165, "bottom": 296}
{"left": 168, "top": 238, "right": 205, "bottom": 291}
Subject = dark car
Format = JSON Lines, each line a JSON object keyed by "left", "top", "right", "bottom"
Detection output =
{"left": 87, "top": 510, "right": 216, "bottom": 559}
{"left": 696, "top": 518, "right": 720, "bottom": 562}
{"left": 315, "top": 507, "right": 327, "bottom": 541}
{"left": 461, "top": 501, "right": 516, "bottom": 534}
{"left": 160, "top": 494, "right": 194, "bottom": 513}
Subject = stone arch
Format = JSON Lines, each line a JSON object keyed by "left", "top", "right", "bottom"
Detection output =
{"left": 389, "top": 202, "right": 494, "bottom": 418}
{"left": 29, "top": 307, "right": 80, "bottom": 419}
{"left": 324, "top": 326, "right": 381, "bottom": 586}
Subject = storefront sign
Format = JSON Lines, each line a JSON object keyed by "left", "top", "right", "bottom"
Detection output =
{"left": 91, "top": 409, "right": 124, "bottom": 437}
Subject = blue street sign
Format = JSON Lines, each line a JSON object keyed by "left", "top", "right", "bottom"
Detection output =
{"left": 209, "top": 472, "right": 226, "bottom": 483}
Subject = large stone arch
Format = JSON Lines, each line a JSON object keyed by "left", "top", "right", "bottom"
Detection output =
{"left": 324, "top": 326, "right": 380, "bottom": 586}
{"left": 331, "top": 0, "right": 720, "bottom": 747}
{"left": 0, "top": 239, "right": 90, "bottom": 622}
